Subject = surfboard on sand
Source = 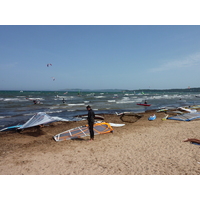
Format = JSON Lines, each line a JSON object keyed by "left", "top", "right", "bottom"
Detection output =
{"left": 0, "top": 125, "right": 22, "bottom": 132}
{"left": 109, "top": 123, "right": 125, "bottom": 127}
{"left": 54, "top": 122, "right": 113, "bottom": 141}
{"left": 94, "top": 121, "right": 125, "bottom": 127}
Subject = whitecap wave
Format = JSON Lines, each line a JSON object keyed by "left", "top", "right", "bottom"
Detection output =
{"left": 4, "top": 98, "right": 28, "bottom": 102}
{"left": 0, "top": 116, "right": 6, "bottom": 119}
{"left": 68, "top": 103, "right": 85, "bottom": 106}
{"left": 46, "top": 110, "right": 63, "bottom": 114}
{"left": 94, "top": 96, "right": 105, "bottom": 98}
{"left": 108, "top": 100, "right": 116, "bottom": 102}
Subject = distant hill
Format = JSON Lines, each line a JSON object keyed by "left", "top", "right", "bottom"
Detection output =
{"left": 58, "top": 88, "right": 200, "bottom": 93}
{"left": 59, "top": 88, "right": 124, "bottom": 92}
{"left": 123, "top": 87, "right": 200, "bottom": 93}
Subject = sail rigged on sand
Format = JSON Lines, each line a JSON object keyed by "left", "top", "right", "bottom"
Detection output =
{"left": 54, "top": 122, "right": 114, "bottom": 141}
{"left": 168, "top": 112, "right": 200, "bottom": 121}
{"left": 1, "top": 113, "right": 84, "bottom": 132}
{"left": 18, "top": 112, "right": 56, "bottom": 129}
{"left": 18, "top": 112, "right": 76, "bottom": 129}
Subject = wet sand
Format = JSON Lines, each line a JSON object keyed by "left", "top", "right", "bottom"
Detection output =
{"left": 0, "top": 110, "right": 200, "bottom": 175}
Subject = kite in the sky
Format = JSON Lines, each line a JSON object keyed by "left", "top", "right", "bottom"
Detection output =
{"left": 47, "top": 63, "right": 52, "bottom": 67}
{"left": 51, "top": 77, "right": 56, "bottom": 81}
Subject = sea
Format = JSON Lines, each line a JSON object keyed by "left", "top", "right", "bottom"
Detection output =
{"left": 1, "top": 89, "right": 200, "bottom": 128}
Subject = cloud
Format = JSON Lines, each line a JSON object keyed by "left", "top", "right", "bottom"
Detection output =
{"left": 150, "top": 52, "right": 200, "bottom": 72}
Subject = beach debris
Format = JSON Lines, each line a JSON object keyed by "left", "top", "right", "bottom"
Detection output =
{"left": 119, "top": 112, "right": 143, "bottom": 123}
{"left": 47, "top": 63, "right": 52, "bottom": 67}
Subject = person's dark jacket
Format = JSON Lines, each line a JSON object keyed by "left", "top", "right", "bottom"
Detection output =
{"left": 87, "top": 109, "right": 95, "bottom": 124}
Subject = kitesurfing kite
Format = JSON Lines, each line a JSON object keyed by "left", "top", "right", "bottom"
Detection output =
{"left": 51, "top": 77, "right": 56, "bottom": 81}
{"left": 47, "top": 63, "right": 52, "bottom": 67}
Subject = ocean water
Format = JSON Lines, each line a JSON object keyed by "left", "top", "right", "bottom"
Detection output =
{"left": 1, "top": 90, "right": 200, "bottom": 128}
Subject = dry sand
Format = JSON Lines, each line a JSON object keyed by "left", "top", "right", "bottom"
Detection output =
{"left": 0, "top": 110, "right": 200, "bottom": 175}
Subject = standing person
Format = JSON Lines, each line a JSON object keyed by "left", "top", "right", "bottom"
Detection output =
{"left": 86, "top": 105, "right": 95, "bottom": 141}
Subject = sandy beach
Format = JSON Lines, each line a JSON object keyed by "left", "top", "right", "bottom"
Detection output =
{"left": 0, "top": 110, "right": 200, "bottom": 175}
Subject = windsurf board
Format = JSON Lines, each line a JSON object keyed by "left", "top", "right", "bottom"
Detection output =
{"left": 148, "top": 114, "right": 156, "bottom": 121}
{"left": 0, "top": 125, "right": 22, "bottom": 132}
{"left": 109, "top": 123, "right": 125, "bottom": 127}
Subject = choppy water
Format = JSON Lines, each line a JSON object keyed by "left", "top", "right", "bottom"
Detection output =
{"left": 1, "top": 90, "right": 200, "bottom": 128}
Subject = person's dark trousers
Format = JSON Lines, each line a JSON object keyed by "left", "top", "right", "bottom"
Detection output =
{"left": 89, "top": 122, "right": 94, "bottom": 139}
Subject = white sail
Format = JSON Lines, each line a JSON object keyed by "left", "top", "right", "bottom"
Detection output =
{"left": 19, "top": 112, "right": 56, "bottom": 129}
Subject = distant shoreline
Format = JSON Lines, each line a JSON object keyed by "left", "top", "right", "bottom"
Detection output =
{"left": 1, "top": 87, "right": 200, "bottom": 92}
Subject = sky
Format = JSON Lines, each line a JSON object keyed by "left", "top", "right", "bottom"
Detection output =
{"left": 1, "top": 25, "right": 200, "bottom": 91}
{"left": 1, "top": 0, "right": 200, "bottom": 91}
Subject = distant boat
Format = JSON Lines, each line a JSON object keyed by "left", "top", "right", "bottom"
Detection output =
{"left": 137, "top": 103, "right": 151, "bottom": 106}
{"left": 20, "top": 90, "right": 23, "bottom": 92}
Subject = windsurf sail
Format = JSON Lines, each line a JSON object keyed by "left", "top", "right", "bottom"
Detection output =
{"left": 168, "top": 112, "right": 200, "bottom": 121}
{"left": 54, "top": 122, "right": 113, "bottom": 141}
{"left": 18, "top": 112, "right": 56, "bottom": 129}
{"left": 2, "top": 113, "right": 83, "bottom": 131}
{"left": 18, "top": 112, "right": 74, "bottom": 129}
